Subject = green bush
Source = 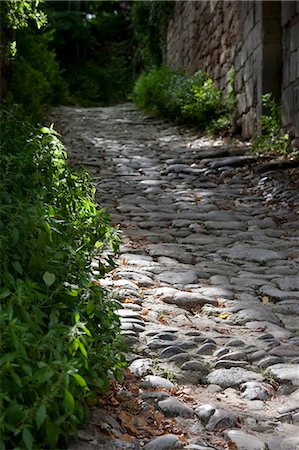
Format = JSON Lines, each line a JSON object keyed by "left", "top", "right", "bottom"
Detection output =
{"left": 252, "top": 93, "right": 290, "bottom": 155}
{"left": 133, "top": 66, "right": 235, "bottom": 133}
{"left": 0, "top": 108, "right": 126, "bottom": 449}
{"left": 11, "top": 29, "right": 67, "bottom": 119}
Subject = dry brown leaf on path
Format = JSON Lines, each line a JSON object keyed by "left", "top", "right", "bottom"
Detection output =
{"left": 158, "top": 317, "right": 168, "bottom": 324}
{"left": 124, "top": 298, "right": 136, "bottom": 304}
{"left": 178, "top": 434, "right": 189, "bottom": 444}
{"left": 118, "top": 410, "right": 139, "bottom": 435}
{"left": 120, "top": 433, "right": 134, "bottom": 443}
{"left": 153, "top": 410, "right": 164, "bottom": 427}
{"left": 227, "top": 442, "right": 238, "bottom": 450}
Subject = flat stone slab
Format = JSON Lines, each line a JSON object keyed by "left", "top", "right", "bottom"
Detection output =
{"left": 141, "top": 375, "right": 175, "bottom": 390}
{"left": 208, "top": 155, "right": 255, "bottom": 168}
{"left": 161, "top": 291, "right": 218, "bottom": 309}
{"left": 158, "top": 397, "right": 194, "bottom": 418}
{"left": 224, "top": 429, "right": 267, "bottom": 450}
{"left": 267, "top": 364, "right": 299, "bottom": 386}
{"left": 143, "top": 434, "right": 184, "bottom": 450}
{"left": 219, "top": 244, "right": 285, "bottom": 263}
{"left": 228, "top": 307, "right": 280, "bottom": 325}
{"left": 158, "top": 270, "right": 198, "bottom": 286}
{"left": 206, "top": 408, "right": 237, "bottom": 431}
{"left": 206, "top": 368, "right": 263, "bottom": 388}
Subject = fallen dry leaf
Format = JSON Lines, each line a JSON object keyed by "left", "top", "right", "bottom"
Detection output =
{"left": 219, "top": 312, "right": 231, "bottom": 319}
{"left": 153, "top": 410, "right": 164, "bottom": 427}
{"left": 158, "top": 317, "right": 168, "bottom": 324}
{"left": 124, "top": 298, "right": 135, "bottom": 304}
{"left": 178, "top": 434, "right": 189, "bottom": 444}
{"left": 120, "top": 433, "right": 134, "bottom": 443}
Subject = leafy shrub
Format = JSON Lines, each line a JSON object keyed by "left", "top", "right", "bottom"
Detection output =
{"left": 253, "top": 93, "right": 290, "bottom": 155}
{"left": 132, "top": 66, "right": 173, "bottom": 115}
{"left": 0, "top": 108, "right": 126, "bottom": 449}
{"left": 133, "top": 66, "right": 235, "bottom": 133}
{"left": 11, "top": 29, "right": 67, "bottom": 119}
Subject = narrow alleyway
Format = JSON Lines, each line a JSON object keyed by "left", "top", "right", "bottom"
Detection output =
{"left": 52, "top": 104, "right": 299, "bottom": 450}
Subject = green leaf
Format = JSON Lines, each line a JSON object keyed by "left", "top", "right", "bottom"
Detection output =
{"left": 86, "top": 300, "right": 95, "bottom": 316}
{"left": 46, "top": 421, "right": 59, "bottom": 448}
{"left": 43, "top": 271, "right": 56, "bottom": 288}
{"left": 22, "top": 428, "right": 33, "bottom": 450}
{"left": 12, "top": 261, "right": 23, "bottom": 275}
{"left": 66, "top": 289, "right": 79, "bottom": 297}
{"left": 78, "top": 341, "right": 88, "bottom": 359}
{"left": 71, "top": 373, "right": 88, "bottom": 389}
{"left": 40, "top": 126, "right": 51, "bottom": 134}
{"left": 36, "top": 404, "right": 47, "bottom": 429}
{"left": 64, "top": 388, "right": 75, "bottom": 413}
{"left": 11, "top": 228, "right": 19, "bottom": 244}
{"left": 0, "top": 287, "right": 11, "bottom": 299}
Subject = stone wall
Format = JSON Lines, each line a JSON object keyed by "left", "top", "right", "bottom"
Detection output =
{"left": 165, "top": 1, "right": 299, "bottom": 141}
{"left": 281, "top": 1, "right": 299, "bottom": 143}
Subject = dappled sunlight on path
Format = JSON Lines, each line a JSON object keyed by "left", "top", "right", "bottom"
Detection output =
{"left": 51, "top": 104, "right": 299, "bottom": 450}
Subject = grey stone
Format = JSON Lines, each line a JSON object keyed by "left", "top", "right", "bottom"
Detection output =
{"left": 219, "top": 244, "right": 285, "bottom": 263}
{"left": 249, "top": 350, "right": 267, "bottom": 362}
{"left": 116, "top": 309, "right": 142, "bottom": 319}
{"left": 206, "top": 368, "right": 263, "bottom": 388}
{"left": 120, "top": 322, "right": 145, "bottom": 332}
{"left": 168, "top": 353, "right": 197, "bottom": 365}
{"left": 224, "top": 429, "right": 267, "bottom": 450}
{"left": 259, "top": 285, "right": 298, "bottom": 300}
{"left": 158, "top": 270, "right": 198, "bottom": 286}
{"left": 196, "top": 343, "right": 217, "bottom": 355}
{"left": 209, "top": 155, "right": 255, "bottom": 168}
{"left": 129, "top": 358, "right": 153, "bottom": 377}
{"left": 228, "top": 307, "right": 280, "bottom": 325}
{"left": 195, "top": 404, "right": 216, "bottom": 424}
{"left": 245, "top": 321, "right": 293, "bottom": 339}
{"left": 267, "top": 364, "right": 299, "bottom": 386}
{"left": 257, "top": 356, "right": 284, "bottom": 369}
{"left": 213, "top": 347, "right": 230, "bottom": 358}
{"left": 274, "top": 276, "right": 299, "bottom": 291}
{"left": 225, "top": 339, "right": 245, "bottom": 347}
{"left": 160, "top": 346, "right": 187, "bottom": 358}
{"left": 205, "top": 221, "right": 247, "bottom": 231}
{"left": 143, "top": 434, "right": 184, "bottom": 450}
{"left": 220, "top": 351, "right": 248, "bottom": 361}
{"left": 158, "top": 397, "right": 194, "bottom": 418}
{"left": 206, "top": 408, "right": 237, "bottom": 431}
{"left": 241, "top": 381, "right": 273, "bottom": 400}
{"left": 214, "top": 360, "right": 248, "bottom": 369}
{"left": 161, "top": 291, "right": 217, "bottom": 310}
{"left": 141, "top": 375, "right": 175, "bottom": 390}
{"left": 140, "top": 391, "right": 170, "bottom": 401}
{"left": 180, "top": 360, "right": 210, "bottom": 375}
{"left": 269, "top": 345, "right": 299, "bottom": 357}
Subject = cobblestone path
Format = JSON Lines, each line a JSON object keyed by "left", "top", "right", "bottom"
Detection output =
{"left": 52, "top": 105, "right": 299, "bottom": 450}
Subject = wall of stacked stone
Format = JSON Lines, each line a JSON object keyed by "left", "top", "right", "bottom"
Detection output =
{"left": 281, "top": 2, "right": 299, "bottom": 143}
{"left": 165, "top": 1, "right": 299, "bottom": 141}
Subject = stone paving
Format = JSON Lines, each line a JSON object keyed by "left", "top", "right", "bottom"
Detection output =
{"left": 51, "top": 104, "right": 299, "bottom": 450}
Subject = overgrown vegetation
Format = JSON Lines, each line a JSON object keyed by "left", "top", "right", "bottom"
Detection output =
{"left": 253, "top": 93, "right": 291, "bottom": 156}
{"left": 133, "top": 66, "right": 236, "bottom": 134}
{"left": 131, "top": 1, "right": 174, "bottom": 71}
{"left": 0, "top": 109, "right": 126, "bottom": 449}
{"left": 45, "top": 1, "right": 134, "bottom": 106}
{"left": 0, "top": 2, "right": 127, "bottom": 448}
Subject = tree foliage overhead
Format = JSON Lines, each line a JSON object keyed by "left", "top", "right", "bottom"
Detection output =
{"left": 44, "top": 0, "right": 134, "bottom": 105}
